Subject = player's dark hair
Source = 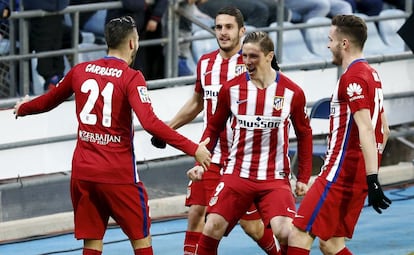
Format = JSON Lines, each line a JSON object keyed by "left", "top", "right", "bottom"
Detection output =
{"left": 271, "top": 55, "right": 280, "bottom": 71}
{"left": 242, "top": 31, "right": 279, "bottom": 70}
{"left": 331, "top": 14, "right": 367, "bottom": 50}
{"left": 104, "top": 16, "right": 137, "bottom": 49}
{"left": 216, "top": 6, "right": 244, "bottom": 29}
{"left": 243, "top": 31, "right": 274, "bottom": 54}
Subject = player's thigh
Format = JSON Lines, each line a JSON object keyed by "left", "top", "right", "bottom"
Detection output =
{"left": 102, "top": 182, "right": 151, "bottom": 240}
{"left": 207, "top": 175, "right": 254, "bottom": 235}
{"left": 70, "top": 179, "right": 110, "bottom": 239}
{"left": 293, "top": 178, "right": 365, "bottom": 241}
{"left": 257, "top": 180, "right": 296, "bottom": 227}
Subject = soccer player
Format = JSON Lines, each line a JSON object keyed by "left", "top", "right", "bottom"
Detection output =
{"left": 151, "top": 6, "right": 281, "bottom": 255}
{"left": 193, "top": 31, "right": 313, "bottom": 255}
{"left": 13, "top": 16, "right": 211, "bottom": 255}
{"left": 287, "top": 14, "right": 391, "bottom": 255}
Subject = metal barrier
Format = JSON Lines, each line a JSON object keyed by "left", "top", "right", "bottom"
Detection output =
{"left": 0, "top": 0, "right": 412, "bottom": 98}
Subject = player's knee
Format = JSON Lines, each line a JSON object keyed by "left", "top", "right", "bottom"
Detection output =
{"left": 239, "top": 219, "right": 263, "bottom": 240}
{"left": 204, "top": 214, "right": 227, "bottom": 239}
{"left": 187, "top": 205, "right": 207, "bottom": 231}
{"left": 271, "top": 222, "right": 291, "bottom": 244}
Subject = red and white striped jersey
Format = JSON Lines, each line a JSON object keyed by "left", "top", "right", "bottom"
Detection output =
{"left": 320, "top": 59, "right": 385, "bottom": 188}
{"left": 195, "top": 49, "right": 246, "bottom": 165}
{"left": 201, "top": 71, "right": 313, "bottom": 182}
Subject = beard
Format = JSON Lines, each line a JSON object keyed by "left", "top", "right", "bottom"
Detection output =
{"left": 219, "top": 38, "right": 239, "bottom": 53}
{"left": 331, "top": 46, "right": 342, "bottom": 66}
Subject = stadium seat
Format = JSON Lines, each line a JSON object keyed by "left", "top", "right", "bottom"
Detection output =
{"left": 378, "top": 9, "right": 407, "bottom": 52}
{"left": 355, "top": 13, "right": 401, "bottom": 56}
{"left": 269, "top": 22, "right": 325, "bottom": 65}
{"left": 191, "top": 29, "right": 218, "bottom": 63}
{"left": 192, "top": 15, "right": 215, "bottom": 33}
{"left": 82, "top": 9, "right": 106, "bottom": 37}
{"left": 303, "top": 17, "right": 332, "bottom": 60}
{"left": 289, "top": 97, "right": 331, "bottom": 169}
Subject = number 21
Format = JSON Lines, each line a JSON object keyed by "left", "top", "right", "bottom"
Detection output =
{"left": 79, "top": 79, "right": 114, "bottom": 127}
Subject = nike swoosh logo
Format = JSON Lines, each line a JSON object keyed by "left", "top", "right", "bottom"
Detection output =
{"left": 294, "top": 214, "right": 304, "bottom": 218}
{"left": 236, "top": 99, "right": 248, "bottom": 104}
{"left": 245, "top": 209, "right": 258, "bottom": 215}
{"left": 287, "top": 207, "right": 296, "bottom": 214}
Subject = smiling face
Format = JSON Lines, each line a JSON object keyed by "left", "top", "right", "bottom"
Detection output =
{"left": 214, "top": 14, "right": 245, "bottom": 57}
{"left": 242, "top": 42, "right": 272, "bottom": 78}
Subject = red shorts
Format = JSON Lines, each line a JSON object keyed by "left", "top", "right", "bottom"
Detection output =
{"left": 293, "top": 177, "right": 366, "bottom": 241}
{"left": 185, "top": 163, "right": 221, "bottom": 207}
{"left": 207, "top": 174, "right": 296, "bottom": 235}
{"left": 185, "top": 164, "right": 262, "bottom": 221}
{"left": 71, "top": 178, "right": 151, "bottom": 240}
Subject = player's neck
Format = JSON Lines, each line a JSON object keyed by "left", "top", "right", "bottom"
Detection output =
{"left": 220, "top": 47, "right": 241, "bottom": 59}
{"left": 107, "top": 50, "right": 131, "bottom": 65}
{"left": 342, "top": 51, "right": 364, "bottom": 70}
{"left": 251, "top": 68, "right": 276, "bottom": 89}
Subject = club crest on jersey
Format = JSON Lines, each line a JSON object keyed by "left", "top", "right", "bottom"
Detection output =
{"left": 273, "top": 96, "right": 284, "bottom": 110}
{"left": 347, "top": 83, "right": 364, "bottom": 101}
{"left": 209, "top": 196, "right": 218, "bottom": 206}
{"left": 235, "top": 64, "right": 246, "bottom": 76}
{"left": 137, "top": 86, "right": 151, "bottom": 103}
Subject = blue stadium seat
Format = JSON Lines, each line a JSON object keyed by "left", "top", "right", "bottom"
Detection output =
{"left": 289, "top": 97, "right": 331, "bottom": 168}
{"left": 191, "top": 29, "right": 218, "bottom": 63}
{"left": 355, "top": 13, "right": 401, "bottom": 56}
{"left": 378, "top": 9, "right": 407, "bottom": 52}
{"left": 82, "top": 9, "right": 106, "bottom": 37}
{"left": 269, "top": 22, "right": 325, "bottom": 65}
{"left": 303, "top": 17, "right": 332, "bottom": 61}
{"left": 192, "top": 16, "right": 215, "bottom": 33}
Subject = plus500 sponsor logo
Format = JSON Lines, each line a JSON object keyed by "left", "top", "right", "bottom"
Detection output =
{"left": 237, "top": 115, "right": 281, "bottom": 129}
